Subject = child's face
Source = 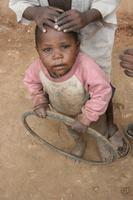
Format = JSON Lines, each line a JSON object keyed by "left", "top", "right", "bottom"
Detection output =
{"left": 36, "top": 26, "right": 80, "bottom": 75}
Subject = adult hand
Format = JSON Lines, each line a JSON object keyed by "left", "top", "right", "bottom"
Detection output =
{"left": 55, "top": 9, "right": 102, "bottom": 32}
{"left": 72, "top": 117, "right": 88, "bottom": 133}
{"left": 119, "top": 49, "right": 133, "bottom": 77}
{"left": 23, "top": 6, "right": 64, "bottom": 32}
{"left": 55, "top": 9, "right": 89, "bottom": 32}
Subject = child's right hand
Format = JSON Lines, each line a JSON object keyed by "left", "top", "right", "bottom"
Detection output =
{"left": 34, "top": 106, "right": 49, "bottom": 118}
{"left": 119, "top": 49, "right": 133, "bottom": 77}
{"left": 72, "top": 117, "right": 88, "bottom": 133}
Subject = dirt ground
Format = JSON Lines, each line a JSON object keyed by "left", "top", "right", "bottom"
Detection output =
{"left": 1, "top": 6, "right": 133, "bottom": 200}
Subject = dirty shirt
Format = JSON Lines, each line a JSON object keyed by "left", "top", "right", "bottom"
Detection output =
{"left": 23, "top": 52, "right": 112, "bottom": 126}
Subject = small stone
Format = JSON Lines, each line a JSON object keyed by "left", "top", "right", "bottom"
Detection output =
{"left": 93, "top": 186, "right": 99, "bottom": 191}
{"left": 121, "top": 187, "right": 130, "bottom": 195}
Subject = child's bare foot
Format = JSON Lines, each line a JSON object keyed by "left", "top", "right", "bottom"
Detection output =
{"left": 72, "top": 140, "right": 87, "bottom": 157}
{"left": 109, "top": 124, "right": 131, "bottom": 159}
{"left": 71, "top": 140, "right": 87, "bottom": 164}
{"left": 97, "top": 140, "right": 113, "bottom": 162}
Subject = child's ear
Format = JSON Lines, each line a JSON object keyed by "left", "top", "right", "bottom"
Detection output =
{"left": 76, "top": 40, "right": 81, "bottom": 54}
{"left": 35, "top": 46, "right": 38, "bottom": 52}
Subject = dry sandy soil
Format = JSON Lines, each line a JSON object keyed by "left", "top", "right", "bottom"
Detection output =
{"left": 1, "top": 6, "right": 133, "bottom": 200}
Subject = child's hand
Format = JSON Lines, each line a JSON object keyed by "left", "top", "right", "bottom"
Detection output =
{"left": 72, "top": 117, "right": 88, "bottom": 133}
{"left": 55, "top": 10, "right": 88, "bottom": 32}
{"left": 34, "top": 106, "right": 49, "bottom": 118}
{"left": 24, "top": 6, "right": 64, "bottom": 32}
{"left": 119, "top": 49, "right": 133, "bottom": 77}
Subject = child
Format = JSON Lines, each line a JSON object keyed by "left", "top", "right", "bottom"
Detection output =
{"left": 9, "top": 0, "right": 130, "bottom": 159}
{"left": 24, "top": 25, "right": 112, "bottom": 161}
{"left": 119, "top": 49, "right": 133, "bottom": 138}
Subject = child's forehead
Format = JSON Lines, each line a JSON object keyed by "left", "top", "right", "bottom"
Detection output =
{"left": 38, "top": 27, "right": 74, "bottom": 42}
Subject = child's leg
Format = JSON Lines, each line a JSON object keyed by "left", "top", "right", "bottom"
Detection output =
{"left": 106, "top": 99, "right": 118, "bottom": 137}
{"left": 66, "top": 125, "right": 87, "bottom": 157}
{"left": 106, "top": 99, "right": 130, "bottom": 159}
{"left": 90, "top": 113, "right": 113, "bottom": 161}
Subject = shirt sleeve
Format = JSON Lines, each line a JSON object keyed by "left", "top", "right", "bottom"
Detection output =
{"left": 9, "top": 0, "right": 40, "bottom": 24}
{"left": 90, "top": 0, "right": 121, "bottom": 24}
{"left": 76, "top": 54, "right": 112, "bottom": 126}
{"left": 23, "top": 61, "right": 50, "bottom": 110}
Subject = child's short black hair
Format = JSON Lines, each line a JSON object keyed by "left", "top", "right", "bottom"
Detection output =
{"left": 35, "top": 25, "right": 78, "bottom": 47}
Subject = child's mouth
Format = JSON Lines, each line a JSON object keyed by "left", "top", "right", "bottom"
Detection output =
{"left": 53, "top": 64, "right": 66, "bottom": 69}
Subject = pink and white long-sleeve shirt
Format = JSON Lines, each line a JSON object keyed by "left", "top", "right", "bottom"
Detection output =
{"left": 24, "top": 52, "right": 112, "bottom": 126}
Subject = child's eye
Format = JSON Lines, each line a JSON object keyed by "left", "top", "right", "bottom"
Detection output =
{"left": 62, "top": 45, "right": 69, "bottom": 49}
{"left": 44, "top": 48, "right": 51, "bottom": 52}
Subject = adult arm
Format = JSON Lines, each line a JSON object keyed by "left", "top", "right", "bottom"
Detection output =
{"left": 9, "top": 0, "right": 40, "bottom": 24}
{"left": 90, "top": 0, "right": 121, "bottom": 23}
{"left": 56, "top": 0, "right": 121, "bottom": 32}
{"left": 9, "top": 0, "right": 63, "bottom": 32}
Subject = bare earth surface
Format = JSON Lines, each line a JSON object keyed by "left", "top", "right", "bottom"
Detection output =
{"left": 1, "top": 8, "right": 133, "bottom": 200}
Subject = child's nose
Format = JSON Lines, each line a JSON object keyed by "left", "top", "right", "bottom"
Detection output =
{"left": 53, "top": 50, "right": 63, "bottom": 60}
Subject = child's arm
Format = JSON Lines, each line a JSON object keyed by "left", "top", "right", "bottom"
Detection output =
{"left": 75, "top": 55, "right": 112, "bottom": 127}
{"left": 119, "top": 49, "right": 133, "bottom": 77}
{"left": 23, "top": 62, "right": 50, "bottom": 118}
{"left": 56, "top": 0, "right": 121, "bottom": 32}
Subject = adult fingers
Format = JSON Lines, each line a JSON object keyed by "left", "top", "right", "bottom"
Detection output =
{"left": 120, "top": 61, "right": 133, "bottom": 78}
{"left": 57, "top": 22, "right": 80, "bottom": 32}
{"left": 38, "top": 20, "right": 59, "bottom": 33}
{"left": 63, "top": 25, "right": 79, "bottom": 32}
{"left": 38, "top": 23, "right": 47, "bottom": 33}
{"left": 124, "top": 49, "right": 133, "bottom": 56}
{"left": 49, "top": 6, "right": 64, "bottom": 13}
{"left": 44, "top": 18, "right": 59, "bottom": 29}
{"left": 56, "top": 11, "right": 70, "bottom": 24}
{"left": 119, "top": 54, "right": 133, "bottom": 63}
{"left": 124, "top": 70, "right": 133, "bottom": 77}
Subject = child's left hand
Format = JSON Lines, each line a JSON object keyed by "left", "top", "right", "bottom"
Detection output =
{"left": 72, "top": 117, "right": 88, "bottom": 133}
